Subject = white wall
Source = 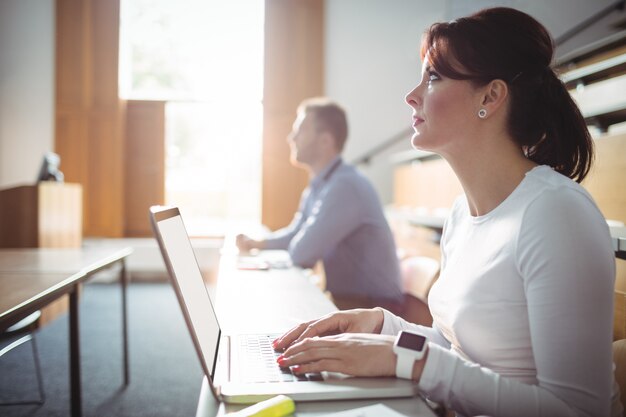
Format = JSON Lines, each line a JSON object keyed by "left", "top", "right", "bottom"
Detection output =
{"left": 324, "top": 0, "right": 624, "bottom": 204}
{"left": 324, "top": 0, "right": 446, "bottom": 204}
{"left": 0, "top": 0, "right": 55, "bottom": 189}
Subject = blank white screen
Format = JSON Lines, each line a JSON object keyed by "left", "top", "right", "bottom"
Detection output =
{"left": 158, "top": 215, "right": 220, "bottom": 377}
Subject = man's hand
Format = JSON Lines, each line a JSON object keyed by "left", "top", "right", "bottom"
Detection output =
{"left": 236, "top": 234, "right": 263, "bottom": 252}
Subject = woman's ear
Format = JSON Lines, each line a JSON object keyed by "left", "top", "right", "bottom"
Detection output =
{"left": 480, "top": 79, "right": 509, "bottom": 115}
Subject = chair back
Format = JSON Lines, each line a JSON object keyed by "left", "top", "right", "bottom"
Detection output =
{"left": 400, "top": 256, "right": 440, "bottom": 302}
{"left": 613, "top": 339, "right": 626, "bottom": 414}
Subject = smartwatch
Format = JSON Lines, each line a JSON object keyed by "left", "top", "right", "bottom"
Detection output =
{"left": 392, "top": 330, "right": 428, "bottom": 379}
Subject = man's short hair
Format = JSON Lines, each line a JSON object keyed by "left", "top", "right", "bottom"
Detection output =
{"left": 298, "top": 97, "right": 348, "bottom": 152}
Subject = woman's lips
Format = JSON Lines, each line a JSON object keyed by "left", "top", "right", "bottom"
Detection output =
{"left": 412, "top": 116, "right": 424, "bottom": 127}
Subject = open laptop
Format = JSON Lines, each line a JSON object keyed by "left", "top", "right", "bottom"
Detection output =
{"left": 149, "top": 205, "right": 417, "bottom": 404}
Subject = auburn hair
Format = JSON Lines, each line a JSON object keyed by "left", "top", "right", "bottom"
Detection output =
{"left": 421, "top": 7, "right": 593, "bottom": 183}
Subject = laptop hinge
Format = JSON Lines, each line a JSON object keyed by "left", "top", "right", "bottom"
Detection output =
{"left": 214, "top": 335, "right": 231, "bottom": 387}
{"left": 225, "top": 335, "right": 231, "bottom": 382}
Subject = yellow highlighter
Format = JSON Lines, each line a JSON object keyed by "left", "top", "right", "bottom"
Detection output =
{"left": 228, "top": 395, "right": 295, "bottom": 417}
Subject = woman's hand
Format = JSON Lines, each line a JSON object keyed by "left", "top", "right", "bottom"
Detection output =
{"left": 277, "top": 333, "right": 398, "bottom": 377}
{"left": 272, "top": 308, "right": 385, "bottom": 351}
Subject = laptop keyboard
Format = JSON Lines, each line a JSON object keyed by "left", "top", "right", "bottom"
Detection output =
{"left": 238, "top": 334, "right": 323, "bottom": 383}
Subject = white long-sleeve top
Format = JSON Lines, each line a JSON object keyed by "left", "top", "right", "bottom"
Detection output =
{"left": 380, "top": 166, "right": 619, "bottom": 417}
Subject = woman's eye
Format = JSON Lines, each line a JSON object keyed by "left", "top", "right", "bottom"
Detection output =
{"left": 427, "top": 70, "right": 440, "bottom": 82}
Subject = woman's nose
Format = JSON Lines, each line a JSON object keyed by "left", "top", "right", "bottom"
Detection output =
{"left": 405, "top": 84, "right": 422, "bottom": 107}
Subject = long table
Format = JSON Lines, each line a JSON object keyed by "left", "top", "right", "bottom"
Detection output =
{"left": 194, "top": 249, "right": 437, "bottom": 417}
{"left": 613, "top": 226, "right": 626, "bottom": 260}
{"left": 0, "top": 246, "right": 133, "bottom": 417}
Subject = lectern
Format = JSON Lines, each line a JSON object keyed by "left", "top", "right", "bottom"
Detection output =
{"left": 0, "top": 182, "right": 82, "bottom": 248}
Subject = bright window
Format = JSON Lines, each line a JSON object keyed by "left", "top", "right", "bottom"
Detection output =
{"left": 120, "top": 0, "right": 264, "bottom": 236}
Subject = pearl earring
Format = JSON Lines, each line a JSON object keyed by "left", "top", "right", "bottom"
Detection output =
{"left": 478, "top": 109, "right": 487, "bottom": 119}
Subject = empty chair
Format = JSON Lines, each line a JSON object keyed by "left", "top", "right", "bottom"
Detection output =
{"left": 397, "top": 256, "right": 440, "bottom": 326}
{"left": 0, "top": 311, "right": 45, "bottom": 406}
{"left": 400, "top": 256, "right": 440, "bottom": 303}
{"left": 612, "top": 339, "right": 626, "bottom": 415}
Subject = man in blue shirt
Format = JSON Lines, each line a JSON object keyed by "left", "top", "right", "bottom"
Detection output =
{"left": 237, "top": 98, "right": 404, "bottom": 311}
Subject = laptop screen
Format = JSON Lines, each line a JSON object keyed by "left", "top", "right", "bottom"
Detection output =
{"left": 151, "top": 207, "right": 221, "bottom": 380}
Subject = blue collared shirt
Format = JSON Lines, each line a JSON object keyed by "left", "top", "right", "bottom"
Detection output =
{"left": 263, "top": 157, "right": 403, "bottom": 301}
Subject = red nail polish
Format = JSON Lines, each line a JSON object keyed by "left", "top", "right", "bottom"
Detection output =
{"left": 272, "top": 339, "right": 279, "bottom": 348}
{"left": 277, "top": 355, "right": 285, "bottom": 365}
{"left": 291, "top": 365, "right": 302, "bottom": 373}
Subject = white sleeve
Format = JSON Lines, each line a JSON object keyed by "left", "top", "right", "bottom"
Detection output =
{"left": 418, "top": 344, "right": 574, "bottom": 415}
{"left": 417, "top": 189, "right": 615, "bottom": 417}
{"left": 378, "top": 308, "right": 450, "bottom": 348}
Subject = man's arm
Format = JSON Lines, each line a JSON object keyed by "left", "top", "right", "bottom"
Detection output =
{"left": 288, "top": 177, "right": 363, "bottom": 267}
{"left": 236, "top": 188, "right": 310, "bottom": 252}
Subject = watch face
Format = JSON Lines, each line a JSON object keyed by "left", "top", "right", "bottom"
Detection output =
{"left": 397, "top": 332, "right": 426, "bottom": 351}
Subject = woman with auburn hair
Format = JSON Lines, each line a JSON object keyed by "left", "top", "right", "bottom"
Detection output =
{"left": 272, "top": 7, "right": 619, "bottom": 417}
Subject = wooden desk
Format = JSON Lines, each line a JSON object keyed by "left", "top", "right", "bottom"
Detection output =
{"left": 195, "top": 249, "right": 437, "bottom": 417}
{"left": 612, "top": 226, "right": 626, "bottom": 260}
{"left": 0, "top": 246, "right": 133, "bottom": 417}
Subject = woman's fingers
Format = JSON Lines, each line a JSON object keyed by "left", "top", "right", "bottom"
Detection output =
{"left": 272, "top": 308, "right": 384, "bottom": 351}
{"left": 272, "top": 321, "right": 312, "bottom": 350}
{"left": 291, "top": 359, "right": 344, "bottom": 375}
{"left": 278, "top": 343, "right": 348, "bottom": 373}
{"left": 290, "top": 317, "right": 341, "bottom": 346}
{"left": 282, "top": 346, "right": 337, "bottom": 365}
{"left": 273, "top": 313, "right": 342, "bottom": 350}
{"left": 282, "top": 336, "right": 337, "bottom": 357}
{"left": 276, "top": 334, "right": 397, "bottom": 377}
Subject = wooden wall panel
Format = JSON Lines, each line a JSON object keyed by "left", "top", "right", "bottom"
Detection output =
{"left": 124, "top": 100, "right": 166, "bottom": 237}
{"left": 55, "top": 111, "right": 89, "bottom": 188}
{"left": 86, "top": 108, "right": 124, "bottom": 235}
{"left": 393, "top": 158, "right": 463, "bottom": 210}
{"left": 582, "top": 133, "right": 626, "bottom": 293}
{"left": 583, "top": 133, "right": 626, "bottom": 223}
{"left": 55, "top": 0, "right": 124, "bottom": 237}
{"left": 91, "top": 0, "right": 121, "bottom": 106}
{"left": 392, "top": 158, "right": 463, "bottom": 262}
{"left": 55, "top": 0, "right": 88, "bottom": 108}
{"left": 262, "top": 0, "right": 324, "bottom": 230}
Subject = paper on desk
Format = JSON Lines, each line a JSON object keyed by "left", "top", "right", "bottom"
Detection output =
{"left": 323, "top": 403, "right": 408, "bottom": 417}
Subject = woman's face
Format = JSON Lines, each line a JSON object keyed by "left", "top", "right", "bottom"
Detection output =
{"left": 405, "top": 56, "right": 484, "bottom": 155}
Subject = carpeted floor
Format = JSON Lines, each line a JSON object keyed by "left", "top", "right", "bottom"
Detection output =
{"left": 0, "top": 283, "right": 208, "bottom": 417}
